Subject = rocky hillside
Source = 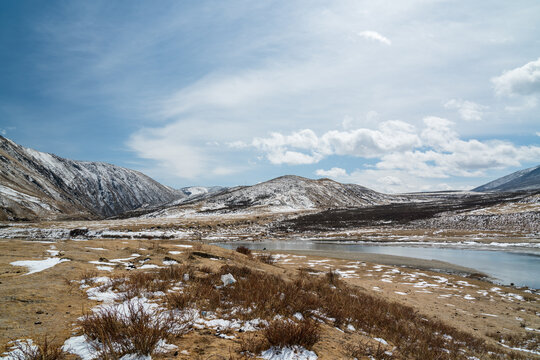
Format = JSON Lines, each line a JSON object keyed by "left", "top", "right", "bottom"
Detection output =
{"left": 0, "top": 136, "right": 181, "bottom": 220}
{"left": 473, "top": 165, "right": 540, "bottom": 192}
{"left": 145, "top": 175, "right": 401, "bottom": 217}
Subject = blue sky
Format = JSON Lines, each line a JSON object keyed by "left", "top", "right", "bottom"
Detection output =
{"left": 1, "top": 0, "right": 539, "bottom": 192}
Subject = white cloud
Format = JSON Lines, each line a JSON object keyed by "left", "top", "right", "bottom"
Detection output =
{"left": 327, "top": 168, "right": 474, "bottom": 194}
{"left": 250, "top": 120, "right": 421, "bottom": 165}
{"left": 315, "top": 167, "right": 348, "bottom": 178}
{"left": 267, "top": 150, "right": 322, "bottom": 165}
{"left": 492, "top": 57, "right": 540, "bottom": 97}
{"left": 537, "top": 132, "right": 540, "bottom": 137}
{"left": 357, "top": 31, "right": 391, "bottom": 45}
{"left": 250, "top": 116, "right": 540, "bottom": 180}
{"left": 118, "top": 1, "right": 539, "bottom": 188}
{"left": 444, "top": 99, "right": 487, "bottom": 121}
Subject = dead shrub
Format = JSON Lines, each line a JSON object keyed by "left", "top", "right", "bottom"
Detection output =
{"left": 219, "top": 265, "right": 252, "bottom": 278}
{"left": 78, "top": 300, "right": 175, "bottom": 358}
{"left": 157, "top": 264, "right": 191, "bottom": 282}
{"left": 7, "top": 337, "right": 67, "bottom": 360}
{"left": 79, "top": 270, "right": 99, "bottom": 285}
{"left": 256, "top": 253, "right": 275, "bottom": 265}
{"left": 345, "top": 340, "right": 394, "bottom": 360}
{"left": 325, "top": 270, "right": 341, "bottom": 286}
{"left": 238, "top": 333, "right": 269, "bottom": 355}
{"left": 235, "top": 246, "right": 252, "bottom": 256}
{"left": 166, "top": 292, "right": 192, "bottom": 309}
{"left": 263, "top": 319, "right": 320, "bottom": 350}
{"left": 120, "top": 271, "right": 169, "bottom": 299}
{"left": 198, "top": 265, "right": 214, "bottom": 273}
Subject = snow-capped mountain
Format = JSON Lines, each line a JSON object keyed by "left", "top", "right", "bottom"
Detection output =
{"left": 472, "top": 165, "right": 540, "bottom": 192}
{"left": 180, "top": 186, "right": 226, "bottom": 197}
{"left": 0, "top": 136, "right": 181, "bottom": 220}
{"left": 145, "top": 175, "right": 400, "bottom": 217}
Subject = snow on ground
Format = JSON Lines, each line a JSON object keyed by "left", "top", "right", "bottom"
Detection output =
{"left": 0, "top": 339, "right": 37, "bottom": 360}
{"left": 0, "top": 184, "right": 54, "bottom": 211}
{"left": 0, "top": 226, "right": 191, "bottom": 241}
{"left": 260, "top": 346, "right": 318, "bottom": 360}
{"left": 10, "top": 257, "right": 69, "bottom": 275}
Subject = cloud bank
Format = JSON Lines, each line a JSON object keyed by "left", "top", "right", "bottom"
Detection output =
{"left": 251, "top": 117, "right": 540, "bottom": 181}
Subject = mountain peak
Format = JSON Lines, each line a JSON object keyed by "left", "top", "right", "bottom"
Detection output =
{"left": 0, "top": 137, "right": 182, "bottom": 220}
{"left": 472, "top": 165, "right": 540, "bottom": 192}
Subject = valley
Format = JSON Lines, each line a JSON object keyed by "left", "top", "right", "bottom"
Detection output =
{"left": 0, "top": 137, "right": 538, "bottom": 359}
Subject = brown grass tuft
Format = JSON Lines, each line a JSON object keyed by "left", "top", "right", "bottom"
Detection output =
{"left": 345, "top": 340, "right": 394, "bottom": 360}
{"left": 78, "top": 300, "right": 176, "bottom": 358}
{"left": 263, "top": 319, "right": 320, "bottom": 350}
{"left": 235, "top": 246, "right": 252, "bottom": 256}
{"left": 6, "top": 337, "right": 67, "bottom": 360}
{"left": 256, "top": 253, "right": 275, "bottom": 265}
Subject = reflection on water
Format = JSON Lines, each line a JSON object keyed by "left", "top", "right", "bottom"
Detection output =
{"left": 216, "top": 240, "right": 540, "bottom": 289}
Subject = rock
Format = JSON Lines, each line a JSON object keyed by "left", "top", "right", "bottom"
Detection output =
{"left": 221, "top": 273, "right": 236, "bottom": 286}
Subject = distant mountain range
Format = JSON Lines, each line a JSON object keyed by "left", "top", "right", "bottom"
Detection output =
{"left": 0, "top": 136, "right": 538, "bottom": 221}
{"left": 0, "top": 136, "right": 181, "bottom": 220}
{"left": 472, "top": 165, "right": 540, "bottom": 192}
{"left": 144, "top": 175, "right": 400, "bottom": 218}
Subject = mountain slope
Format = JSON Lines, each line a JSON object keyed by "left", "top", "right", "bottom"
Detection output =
{"left": 145, "top": 175, "right": 400, "bottom": 217}
{"left": 472, "top": 165, "right": 540, "bottom": 192}
{"left": 0, "top": 136, "right": 181, "bottom": 220}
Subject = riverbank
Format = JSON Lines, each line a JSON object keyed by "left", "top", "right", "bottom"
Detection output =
{"left": 267, "top": 249, "right": 484, "bottom": 276}
{"left": 1, "top": 237, "right": 538, "bottom": 359}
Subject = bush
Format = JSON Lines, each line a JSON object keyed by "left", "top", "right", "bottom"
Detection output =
{"left": 236, "top": 246, "right": 252, "bottom": 256}
{"left": 264, "top": 319, "right": 320, "bottom": 350}
{"left": 6, "top": 337, "right": 67, "bottom": 360}
{"left": 79, "top": 300, "right": 175, "bottom": 358}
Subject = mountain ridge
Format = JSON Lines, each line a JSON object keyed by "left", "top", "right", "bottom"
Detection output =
{"left": 143, "top": 174, "right": 403, "bottom": 218}
{"left": 0, "top": 136, "right": 181, "bottom": 220}
{"left": 472, "top": 165, "right": 540, "bottom": 192}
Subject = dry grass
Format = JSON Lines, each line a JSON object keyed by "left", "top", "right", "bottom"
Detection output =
{"left": 263, "top": 319, "right": 320, "bottom": 349}
{"left": 161, "top": 264, "right": 523, "bottom": 360}
{"left": 79, "top": 270, "right": 99, "bottom": 286}
{"left": 256, "top": 253, "right": 275, "bottom": 264}
{"left": 148, "top": 240, "right": 168, "bottom": 254}
{"left": 72, "top": 258, "right": 526, "bottom": 359}
{"left": 487, "top": 331, "right": 540, "bottom": 354}
{"left": 345, "top": 340, "right": 394, "bottom": 360}
{"left": 78, "top": 301, "right": 176, "bottom": 358}
{"left": 6, "top": 337, "right": 67, "bottom": 360}
{"left": 235, "top": 246, "right": 252, "bottom": 256}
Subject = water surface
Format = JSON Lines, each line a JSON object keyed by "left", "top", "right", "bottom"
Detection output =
{"left": 216, "top": 240, "right": 540, "bottom": 289}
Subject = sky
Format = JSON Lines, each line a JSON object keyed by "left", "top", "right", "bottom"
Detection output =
{"left": 0, "top": 0, "right": 539, "bottom": 193}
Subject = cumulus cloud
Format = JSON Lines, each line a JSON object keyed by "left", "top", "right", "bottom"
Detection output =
{"left": 376, "top": 117, "right": 540, "bottom": 178}
{"left": 357, "top": 31, "right": 391, "bottom": 45}
{"left": 120, "top": 1, "right": 538, "bottom": 188}
{"left": 492, "top": 57, "right": 540, "bottom": 96}
{"left": 249, "top": 117, "right": 540, "bottom": 180}
{"left": 315, "top": 167, "right": 349, "bottom": 178}
{"left": 444, "top": 99, "right": 487, "bottom": 121}
{"left": 251, "top": 120, "right": 421, "bottom": 165}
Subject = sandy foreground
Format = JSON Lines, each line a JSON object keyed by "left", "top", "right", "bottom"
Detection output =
{"left": 0, "top": 236, "right": 538, "bottom": 359}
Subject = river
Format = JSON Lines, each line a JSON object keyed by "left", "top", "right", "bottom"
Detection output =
{"left": 216, "top": 240, "right": 540, "bottom": 289}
